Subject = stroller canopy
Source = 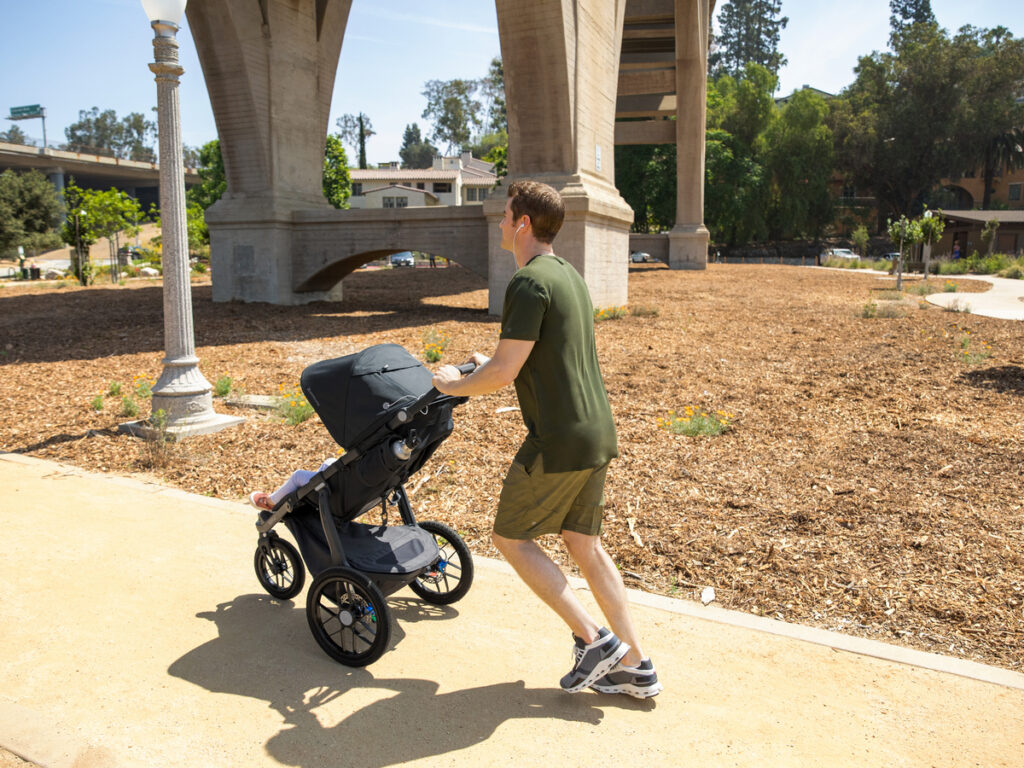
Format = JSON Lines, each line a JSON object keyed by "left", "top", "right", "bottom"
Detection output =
{"left": 301, "top": 344, "right": 434, "bottom": 449}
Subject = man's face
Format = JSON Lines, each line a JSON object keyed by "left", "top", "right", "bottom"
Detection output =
{"left": 499, "top": 198, "right": 519, "bottom": 252}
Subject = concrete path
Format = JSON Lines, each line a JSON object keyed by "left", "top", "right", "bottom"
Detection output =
{"left": 1, "top": 452, "right": 1022, "bottom": 768}
{"left": 925, "top": 275, "right": 1024, "bottom": 320}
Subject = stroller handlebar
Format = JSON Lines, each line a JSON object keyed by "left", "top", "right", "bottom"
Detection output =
{"left": 386, "top": 361, "right": 477, "bottom": 430}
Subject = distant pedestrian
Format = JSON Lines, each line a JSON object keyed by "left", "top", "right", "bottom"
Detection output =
{"left": 429, "top": 253, "right": 436, "bottom": 268}
{"left": 953, "top": 243, "right": 961, "bottom": 260}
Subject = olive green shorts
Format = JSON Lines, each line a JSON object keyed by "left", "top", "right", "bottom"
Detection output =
{"left": 494, "top": 454, "right": 609, "bottom": 540}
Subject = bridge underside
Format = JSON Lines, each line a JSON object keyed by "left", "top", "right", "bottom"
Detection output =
{"left": 210, "top": 205, "right": 488, "bottom": 304}
{"left": 189, "top": 0, "right": 711, "bottom": 310}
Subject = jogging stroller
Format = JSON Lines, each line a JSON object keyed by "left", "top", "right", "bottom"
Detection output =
{"left": 252, "top": 343, "right": 475, "bottom": 666}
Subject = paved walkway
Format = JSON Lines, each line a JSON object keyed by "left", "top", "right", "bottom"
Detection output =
{"left": 924, "top": 275, "right": 1024, "bottom": 319}
{"left": 1, "top": 452, "right": 1022, "bottom": 768}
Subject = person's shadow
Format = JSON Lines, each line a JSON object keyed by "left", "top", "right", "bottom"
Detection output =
{"left": 169, "top": 594, "right": 625, "bottom": 768}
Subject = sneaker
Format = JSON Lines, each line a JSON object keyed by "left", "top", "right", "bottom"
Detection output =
{"left": 590, "top": 658, "right": 662, "bottom": 699}
{"left": 560, "top": 628, "right": 629, "bottom": 693}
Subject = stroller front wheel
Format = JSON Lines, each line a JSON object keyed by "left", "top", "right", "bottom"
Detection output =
{"left": 307, "top": 567, "right": 391, "bottom": 666}
{"left": 254, "top": 534, "right": 305, "bottom": 600}
{"left": 409, "top": 520, "right": 474, "bottom": 605}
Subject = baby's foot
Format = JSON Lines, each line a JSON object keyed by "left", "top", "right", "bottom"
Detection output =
{"left": 248, "top": 492, "right": 273, "bottom": 511}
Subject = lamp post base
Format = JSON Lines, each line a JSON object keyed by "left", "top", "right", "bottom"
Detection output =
{"left": 119, "top": 412, "right": 246, "bottom": 442}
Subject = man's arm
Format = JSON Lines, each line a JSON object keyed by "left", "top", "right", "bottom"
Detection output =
{"left": 432, "top": 338, "right": 535, "bottom": 396}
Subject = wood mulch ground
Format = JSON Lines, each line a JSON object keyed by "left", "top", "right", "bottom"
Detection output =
{"left": 1, "top": 263, "right": 1021, "bottom": 672}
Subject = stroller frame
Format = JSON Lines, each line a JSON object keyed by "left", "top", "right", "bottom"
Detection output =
{"left": 251, "top": 347, "right": 475, "bottom": 666}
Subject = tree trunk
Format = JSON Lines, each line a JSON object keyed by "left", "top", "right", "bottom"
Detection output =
{"left": 896, "top": 237, "right": 904, "bottom": 291}
{"left": 923, "top": 242, "right": 932, "bottom": 280}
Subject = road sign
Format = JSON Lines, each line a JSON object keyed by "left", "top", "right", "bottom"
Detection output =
{"left": 9, "top": 105, "right": 44, "bottom": 120}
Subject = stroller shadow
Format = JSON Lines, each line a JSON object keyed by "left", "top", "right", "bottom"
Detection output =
{"left": 169, "top": 594, "right": 607, "bottom": 768}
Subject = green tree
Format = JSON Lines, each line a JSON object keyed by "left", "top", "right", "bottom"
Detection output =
{"left": 710, "top": 0, "right": 789, "bottom": 81}
{"left": 421, "top": 79, "right": 481, "bottom": 154}
{"left": 84, "top": 188, "right": 143, "bottom": 283}
{"left": 0, "top": 125, "right": 28, "bottom": 144}
{"left": 186, "top": 139, "right": 226, "bottom": 210}
{"left": 918, "top": 209, "right": 945, "bottom": 278}
{"left": 464, "top": 130, "right": 507, "bottom": 162}
{"left": 322, "top": 134, "right": 352, "bottom": 209}
{"left": 60, "top": 179, "right": 96, "bottom": 285}
{"left": 615, "top": 142, "right": 677, "bottom": 233}
{"left": 763, "top": 89, "right": 834, "bottom": 241}
{"left": 831, "top": 24, "right": 964, "bottom": 221}
{"left": 0, "top": 169, "right": 64, "bottom": 258}
{"left": 480, "top": 56, "right": 507, "bottom": 134}
{"left": 889, "top": 0, "right": 935, "bottom": 42}
{"left": 887, "top": 214, "right": 923, "bottom": 290}
{"left": 399, "top": 123, "right": 438, "bottom": 169}
{"left": 980, "top": 217, "right": 1000, "bottom": 256}
{"left": 64, "top": 107, "right": 156, "bottom": 161}
{"left": 851, "top": 224, "right": 870, "bottom": 257}
{"left": 336, "top": 113, "right": 375, "bottom": 169}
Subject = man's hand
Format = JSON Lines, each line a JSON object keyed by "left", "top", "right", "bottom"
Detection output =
{"left": 432, "top": 364, "right": 463, "bottom": 394}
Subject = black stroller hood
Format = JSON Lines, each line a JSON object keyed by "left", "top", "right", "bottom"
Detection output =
{"left": 301, "top": 344, "right": 433, "bottom": 449}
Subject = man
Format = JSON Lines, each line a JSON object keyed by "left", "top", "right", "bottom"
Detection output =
{"left": 432, "top": 180, "right": 660, "bottom": 698}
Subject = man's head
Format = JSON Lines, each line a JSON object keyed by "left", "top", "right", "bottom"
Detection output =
{"left": 507, "top": 181, "right": 565, "bottom": 244}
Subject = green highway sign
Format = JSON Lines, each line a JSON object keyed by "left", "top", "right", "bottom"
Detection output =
{"left": 9, "top": 104, "right": 43, "bottom": 119}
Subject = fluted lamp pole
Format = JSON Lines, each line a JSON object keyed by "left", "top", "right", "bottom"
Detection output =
{"left": 123, "top": 0, "right": 243, "bottom": 439}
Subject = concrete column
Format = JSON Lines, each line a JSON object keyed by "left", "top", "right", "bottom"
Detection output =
{"left": 669, "top": 0, "right": 710, "bottom": 269}
{"left": 186, "top": 0, "right": 351, "bottom": 304}
{"left": 488, "top": 0, "right": 633, "bottom": 314}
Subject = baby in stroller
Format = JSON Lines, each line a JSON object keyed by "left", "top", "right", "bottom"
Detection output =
{"left": 248, "top": 458, "right": 337, "bottom": 512}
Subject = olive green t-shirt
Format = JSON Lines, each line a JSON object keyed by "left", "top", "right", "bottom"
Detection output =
{"left": 499, "top": 253, "right": 618, "bottom": 472}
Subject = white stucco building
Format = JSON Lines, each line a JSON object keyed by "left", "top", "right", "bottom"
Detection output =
{"left": 349, "top": 152, "right": 497, "bottom": 209}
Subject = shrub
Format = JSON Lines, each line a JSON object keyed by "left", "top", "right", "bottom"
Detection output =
{"left": 630, "top": 305, "right": 660, "bottom": 318}
{"left": 862, "top": 301, "right": 878, "bottom": 318}
{"left": 659, "top": 407, "right": 732, "bottom": 436}
{"left": 133, "top": 375, "right": 154, "bottom": 398}
{"left": 422, "top": 328, "right": 451, "bottom": 363}
{"left": 594, "top": 305, "right": 628, "bottom": 321}
{"left": 90, "top": 394, "right": 104, "bottom": 411}
{"left": 107, "top": 382, "right": 122, "bottom": 397}
{"left": 121, "top": 395, "right": 139, "bottom": 418}
{"left": 877, "top": 303, "right": 906, "bottom": 318}
{"left": 873, "top": 289, "right": 904, "bottom": 301}
{"left": 907, "top": 283, "right": 936, "bottom": 296}
{"left": 214, "top": 375, "right": 233, "bottom": 397}
{"left": 943, "top": 280, "right": 958, "bottom": 292}
{"left": 277, "top": 383, "right": 314, "bottom": 425}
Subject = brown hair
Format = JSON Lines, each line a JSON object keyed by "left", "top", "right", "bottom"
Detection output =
{"left": 508, "top": 180, "right": 565, "bottom": 244}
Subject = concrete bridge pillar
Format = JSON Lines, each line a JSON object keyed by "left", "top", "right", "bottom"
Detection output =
{"left": 485, "top": 0, "right": 634, "bottom": 314}
{"left": 669, "top": 0, "right": 711, "bottom": 269}
{"left": 186, "top": 0, "right": 351, "bottom": 304}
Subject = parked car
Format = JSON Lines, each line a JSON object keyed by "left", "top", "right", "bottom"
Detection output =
{"left": 883, "top": 252, "right": 901, "bottom": 260}
{"left": 827, "top": 248, "right": 858, "bottom": 260}
{"left": 630, "top": 251, "right": 653, "bottom": 263}
{"left": 390, "top": 252, "right": 415, "bottom": 268}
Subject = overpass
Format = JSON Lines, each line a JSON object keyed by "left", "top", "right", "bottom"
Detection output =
{"left": 0, "top": 140, "right": 200, "bottom": 211}
{"left": 188, "top": 0, "right": 713, "bottom": 311}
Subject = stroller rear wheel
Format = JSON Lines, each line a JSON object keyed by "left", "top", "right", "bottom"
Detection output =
{"left": 409, "top": 520, "right": 474, "bottom": 605}
{"left": 307, "top": 567, "right": 391, "bottom": 666}
{"left": 254, "top": 534, "right": 305, "bottom": 600}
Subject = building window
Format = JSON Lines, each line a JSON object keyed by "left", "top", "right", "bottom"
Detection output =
{"left": 352, "top": 183, "right": 363, "bottom": 196}
{"left": 1010, "top": 183, "right": 1022, "bottom": 202}
{"left": 416, "top": 182, "right": 425, "bottom": 190}
{"left": 396, "top": 197, "right": 408, "bottom": 208}
{"left": 433, "top": 182, "right": 452, "bottom": 194}
{"left": 466, "top": 188, "right": 478, "bottom": 202}
{"left": 383, "top": 196, "right": 395, "bottom": 208}
{"left": 840, "top": 184, "right": 856, "bottom": 200}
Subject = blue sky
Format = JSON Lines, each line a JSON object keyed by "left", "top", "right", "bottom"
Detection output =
{"left": 0, "top": 1, "right": 1018, "bottom": 166}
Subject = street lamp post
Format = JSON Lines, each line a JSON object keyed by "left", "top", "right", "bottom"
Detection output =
{"left": 122, "top": 0, "right": 242, "bottom": 439}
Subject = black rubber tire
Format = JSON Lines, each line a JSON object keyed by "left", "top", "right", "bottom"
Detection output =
{"left": 306, "top": 567, "right": 391, "bottom": 666}
{"left": 408, "top": 520, "right": 474, "bottom": 605}
{"left": 254, "top": 535, "right": 305, "bottom": 600}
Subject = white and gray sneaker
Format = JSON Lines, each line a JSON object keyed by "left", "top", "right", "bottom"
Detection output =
{"left": 560, "top": 628, "right": 629, "bottom": 693}
{"left": 590, "top": 658, "right": 662, "bottom": 699}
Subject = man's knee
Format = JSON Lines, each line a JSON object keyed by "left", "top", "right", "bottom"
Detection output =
{"left": 562, "top": 529, "right": 603, "bottom": 562}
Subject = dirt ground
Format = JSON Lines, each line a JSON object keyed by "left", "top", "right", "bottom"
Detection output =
{"left": 1, "top": 263, "right": 1021, "bottom": 672}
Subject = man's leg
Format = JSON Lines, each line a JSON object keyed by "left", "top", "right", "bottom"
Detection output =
{"left": 491, "top": 532, "right": 602, "bottom": 643}
{"left": 562, "top": 530, "right": 645, "bottom": 667}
